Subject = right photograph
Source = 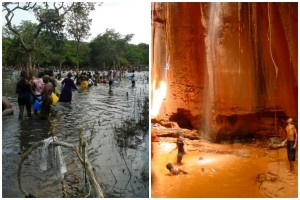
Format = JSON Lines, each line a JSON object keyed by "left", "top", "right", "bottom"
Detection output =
{"left": 151, "top": 2, "right": 298, "bottom": 198}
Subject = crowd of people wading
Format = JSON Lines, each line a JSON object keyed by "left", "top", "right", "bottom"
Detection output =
{"left": 3, "top": 65, "right": 149, "bottom": 120}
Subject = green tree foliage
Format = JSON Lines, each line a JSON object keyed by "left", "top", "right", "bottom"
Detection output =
{"left": 2, "top": 20, "right": 67, "bottom": 68}
{"left": 125, "top": 43, "right": 149, "bottom": 66}
{"left": 2, "top": 2, "right": 89, "bottom": 70}
{"left": 66, "top": 2, "right": 96, "bottom": 68}
{"left": 2, "top": 35, "right": 27, "bottom": 67}
{"left": 3, "top": 26, "right": 149, "bottom": 69}
{"left": 88, "top": 32, "right": 149, "bottom": 69}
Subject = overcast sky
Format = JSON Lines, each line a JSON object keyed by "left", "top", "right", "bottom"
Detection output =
{"left": 2, "top": 1, "right": 151, "bottom": 45}
{"left": 90, "top": 1, "right": 150, "bottom": 44}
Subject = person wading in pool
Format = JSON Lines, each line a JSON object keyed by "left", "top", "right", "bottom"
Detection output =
{"left": 170, "top": 135, "right": 186, "bottom": 165}
{"left": 281, "top": 118, "right": 298, "bottom": 173}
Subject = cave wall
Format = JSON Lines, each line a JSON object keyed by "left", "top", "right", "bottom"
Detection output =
{"left": 151, "top": 2, "right": 298, "bottom": 140}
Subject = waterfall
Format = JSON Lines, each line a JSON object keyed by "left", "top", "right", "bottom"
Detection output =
{"left": 267, "top": 3, "right": 279, "bottom": 89}
{"left": 151, "top": 3, "right": 169, "bottom": 119}
{"left": 267, "top": 3, "right": 279, "bottom": 133}
{"left": 202, "top": 2, "right": 221, "bottom": 140}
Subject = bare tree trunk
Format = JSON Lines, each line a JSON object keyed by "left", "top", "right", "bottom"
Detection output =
{"left": 27, "top": 51, "right": 32, "bottom": 72}
{"left": 76, "top": 42, "right": 79, "bottom": 70}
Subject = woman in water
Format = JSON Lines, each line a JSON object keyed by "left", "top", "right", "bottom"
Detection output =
{"left": 16, "top": 71, "right": 32, "bottom": 119}
{"left": 59, "top": 72, "right": 78, "bottom": 103}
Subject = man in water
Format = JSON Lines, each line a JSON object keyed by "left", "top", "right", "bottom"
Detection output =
{"left": 131, "top": 73, "right": 135, "bottom": 87}
{"left": 107, "top": 68, "right": 115, "bottom": 92}
{"left": 281, "top": 118, "right": 298, "bottom": 173}
{"left": 166, "top": 163, "right": 188, "bottom": 175}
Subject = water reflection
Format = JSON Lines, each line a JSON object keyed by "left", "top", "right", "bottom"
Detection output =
{"left": 2, "top": 70, "right": 149, "bottom": 198}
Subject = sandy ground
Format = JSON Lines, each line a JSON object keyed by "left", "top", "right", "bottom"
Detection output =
{"left": 151, "top": 126, "right": 298, "bottom": 198}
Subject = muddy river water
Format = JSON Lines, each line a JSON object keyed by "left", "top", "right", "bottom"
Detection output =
{"left": 2, "top": 70, "right": 149, "bottom": 198}
{"left": 151, "top": 138, "right": 298, "bottom": 198}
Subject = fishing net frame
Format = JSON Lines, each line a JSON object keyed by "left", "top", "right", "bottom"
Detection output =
{"left": 17, "top": 138, "right": 104, "bottom": 198}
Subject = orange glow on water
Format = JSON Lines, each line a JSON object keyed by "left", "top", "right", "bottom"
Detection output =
{"left": 151, "top": 80, "right": 167, "bottom": 118}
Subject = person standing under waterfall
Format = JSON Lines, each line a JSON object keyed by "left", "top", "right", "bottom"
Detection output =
{"left": 281, "top": 118, "right": 298, "bottom": 173}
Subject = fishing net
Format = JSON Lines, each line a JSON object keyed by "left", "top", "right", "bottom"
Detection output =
{"left": 18, "top": 134, "right": 104, "bottom": 198}
{"left": 40, "top": 136, "right": 67, "bottom": 179}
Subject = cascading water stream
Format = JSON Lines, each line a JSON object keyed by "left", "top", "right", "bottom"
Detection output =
{"left": 202, "top": 2, "right": 221, "bottom": 140}
{"left": 238, "top": 3, "right": 242, "bottom": 93}
{"left": 267, "top": 3, "right": 279, "bottom": 133}
{"left": 151, "top": 3, "right": 169, "bottom": 119}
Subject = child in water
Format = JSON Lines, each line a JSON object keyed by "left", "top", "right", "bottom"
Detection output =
{"left": 166, "top": 163, "right": 188, "bottom": 175}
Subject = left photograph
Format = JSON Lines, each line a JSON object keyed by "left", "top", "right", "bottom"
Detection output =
{"left": 2, "top": 2, "right": 149, "bottom": 198}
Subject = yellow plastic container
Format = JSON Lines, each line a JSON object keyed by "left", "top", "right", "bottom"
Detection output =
{"left": 51, "top": 92, "right": 59, "bottom": 105}
{"left": 81, "top": 80, "right": 88, "bottom": 90}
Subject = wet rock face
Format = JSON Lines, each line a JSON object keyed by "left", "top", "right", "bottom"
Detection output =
{"left": 151, "top": 2, "right": 298, "bottom": 140}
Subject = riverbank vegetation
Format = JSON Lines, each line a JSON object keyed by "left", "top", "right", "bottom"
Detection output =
{"left": 2, "top": 2, "right": 149, "bottom": 71}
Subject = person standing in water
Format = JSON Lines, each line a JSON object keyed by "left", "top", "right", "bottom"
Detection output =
{"left": 131, "top": 73, "right": 135, "bottom": 87}
{"left": 40, "top": 75, "right": 53, "bottom": 119}
{"left": 55, "top": 73, "right": 64, "bottom": 98}
{"left": 281, "top": 118, "right": 298, "bottom": 173}
{"left": 107, "top": 68, "right": 115, "bottom": 92}
{"left": 16, "top": 71, "right": 32, "bottom": 119}
{"left": 59, "top": 72, "right": 78, "bottom": 103}
{"left": 170, "top": 135, "right": 186, "bottom": 165}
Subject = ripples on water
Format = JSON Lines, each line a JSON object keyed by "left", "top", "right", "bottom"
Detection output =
{"left": 151, "top": 142, "right": 267, "bottom": 198}
{"left": 2, "top": 70, "right": 149, "bottom": 198}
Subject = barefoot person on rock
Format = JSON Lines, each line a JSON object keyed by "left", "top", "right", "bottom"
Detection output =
{"left": 281, "top": 118, "right": 298, "bottom": 173}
